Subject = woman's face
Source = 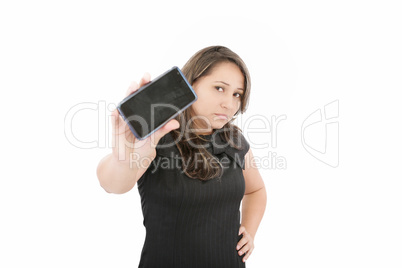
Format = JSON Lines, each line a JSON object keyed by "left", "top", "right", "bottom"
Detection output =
{"left": 190, "top": 61, "right": 245, "bottom": 134}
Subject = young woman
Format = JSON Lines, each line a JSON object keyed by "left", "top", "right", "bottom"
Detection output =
{"left": 97, "top": 46, "right": 267, "bottom": 267}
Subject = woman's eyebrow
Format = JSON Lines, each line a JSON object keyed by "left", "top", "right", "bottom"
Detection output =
{"left": 214, "top": 81, "right": 244, "bottom": 91}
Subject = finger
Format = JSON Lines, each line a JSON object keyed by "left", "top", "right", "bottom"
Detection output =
{"left": 238, "top": 226, "right": 246, "bottom": 236}
{"left": 124, "top": 72, "right": 150, "bottom": 97}
{"left": 139, "top": 72, "right": 151, "bottom": 87}
{"left": 111, "top": 108, "right": 121, "bottom": 126}
{"left": 125, "top": 81, "right": 139, "bottom": 97}
{"left": 237, "top": 227, "right": 248, "bottom": 250}
{"left": 238, "top": 242, "right": 250, "bottom": 256}
{"left": 242, "top": 248, "right": 253, "bottom": 263}
{"left": 236, "top": 236, "right": 248, "bottom": 251}
{"left": 111, "top": 108, "right": 119, "bottom": 118}
{"left": 150, "top": 119, "right": 180, "bottom": 146}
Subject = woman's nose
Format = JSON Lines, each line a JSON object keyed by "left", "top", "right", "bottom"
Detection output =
{"left": 220, "top": 96, "right": 234, "bottom": 110}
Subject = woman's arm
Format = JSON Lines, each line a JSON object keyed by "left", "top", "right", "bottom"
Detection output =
{"left": 237, "top": 149, "right": 267, "bottom": 262}
{"left": 96, "top": 73, "right": 179, "bottom": 194}
{"left": 96, "top": 152, "right": 155, "bottom": 194}
{"left": 241, "top": 148, "right": 267, "bottom": 237}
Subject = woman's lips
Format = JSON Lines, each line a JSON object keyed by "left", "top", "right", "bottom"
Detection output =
{"left": 214, "top": 113, "right": 228, "bottom": 120}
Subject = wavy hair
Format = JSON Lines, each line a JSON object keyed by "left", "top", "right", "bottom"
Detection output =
{"left": 171, "top": 46, "right": 251, "bottom": 181}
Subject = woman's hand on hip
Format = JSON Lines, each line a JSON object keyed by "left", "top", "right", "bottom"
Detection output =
{"left": 237, "top": 226, "right": 255, "bottom": 263}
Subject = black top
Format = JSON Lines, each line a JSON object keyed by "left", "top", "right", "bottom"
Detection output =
{"left": 137, "top": 131, "right": 250, "bottom": 268}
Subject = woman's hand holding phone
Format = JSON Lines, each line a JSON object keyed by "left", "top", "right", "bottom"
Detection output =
{"left": 97, "top": 73, "right": 180, "bottom": 193}
{"left": 111, "top": 73, "right": 180, "bottom": 166}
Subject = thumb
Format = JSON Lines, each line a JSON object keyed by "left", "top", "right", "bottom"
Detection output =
{"left": 111, "top": 108, "right": 120, "bottom": 125}
{"left": 151, "top": 119, "right": 180, "bottom": 145}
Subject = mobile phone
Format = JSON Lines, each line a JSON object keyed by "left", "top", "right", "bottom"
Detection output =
{"left": 117, "top": 66, "right": 197, "bottom": 140}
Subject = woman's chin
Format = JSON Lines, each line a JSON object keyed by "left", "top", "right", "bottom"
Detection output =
{"left": 212, "top": 122, "right": 228, "bottom": 130}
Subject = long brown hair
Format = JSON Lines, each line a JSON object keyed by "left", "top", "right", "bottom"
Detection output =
{"left": 171, "top": 46, "right": 251, "bottom": 181}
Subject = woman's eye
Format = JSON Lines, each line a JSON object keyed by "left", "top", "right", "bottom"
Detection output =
{"left": 215, "top": 86, "right": 224, "bottom": 92}
{"left": 234, "top": 93, "right": 242, "bottom": 98}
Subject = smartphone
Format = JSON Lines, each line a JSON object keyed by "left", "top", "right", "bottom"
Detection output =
{"left": 117, "top": 66, "right": 197, "bottom": 140}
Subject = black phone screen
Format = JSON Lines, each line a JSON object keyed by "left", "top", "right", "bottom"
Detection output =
{"left": 117, "top": 67, "right": 197, "bottom": 139}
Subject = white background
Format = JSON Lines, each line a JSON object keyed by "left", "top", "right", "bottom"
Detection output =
{"left": 1, "top": 0, "right": 401, "bottom": 267}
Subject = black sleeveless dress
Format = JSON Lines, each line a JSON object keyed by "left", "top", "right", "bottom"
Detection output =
{"left": 137, "top": 131, "right": 250, "bottom": 268}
